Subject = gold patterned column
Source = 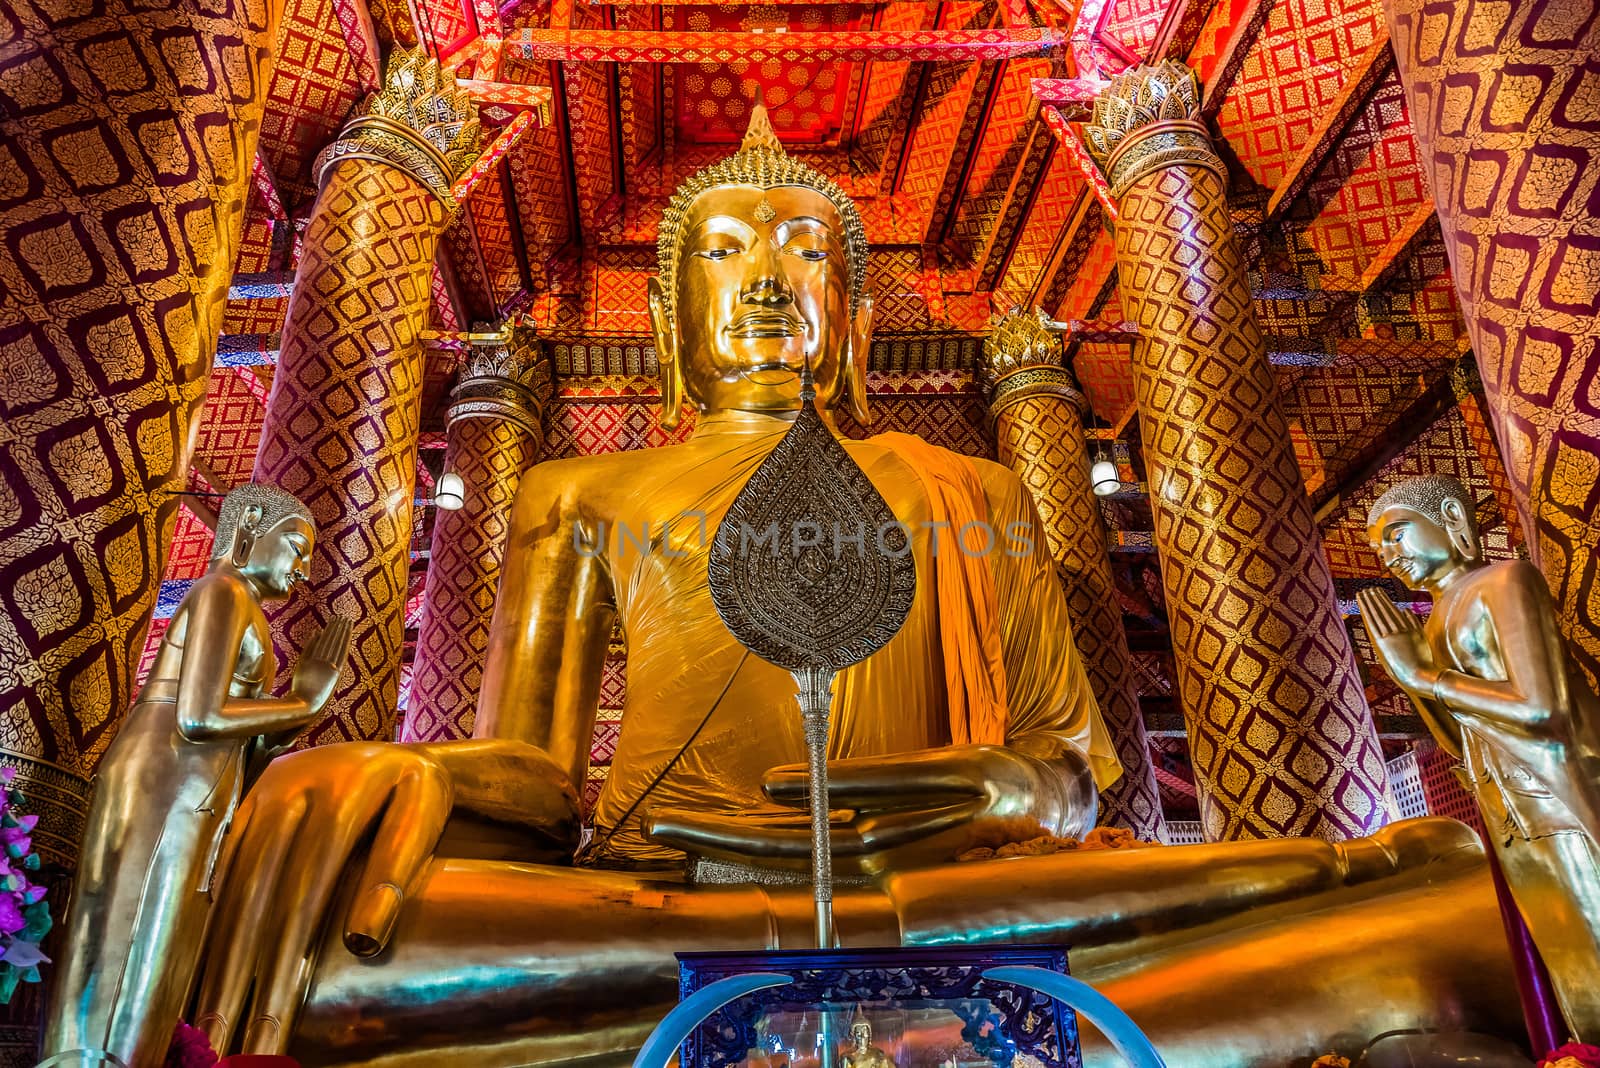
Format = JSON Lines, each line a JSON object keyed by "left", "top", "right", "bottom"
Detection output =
{"left": 1384, "top": 0, "right": 1600, "bottom": 688}
{"left": 0, "top": 0, "right": 279, "bottom": 864}
{"left": 254, "top": 49, "right": 480, "bottom": 745}
{"left": 982, "top": 310, "right": 1167, "bottom": 841}
{"left": 401, "top": 325, "right": 550, "bottom": 742}
{"left": 1085, "top": 64, "right": 1392, "bottom": 842}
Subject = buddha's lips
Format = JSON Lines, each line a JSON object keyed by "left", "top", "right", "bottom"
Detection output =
{"left": 729, "top": 311, "right": 802, "bottom": 338}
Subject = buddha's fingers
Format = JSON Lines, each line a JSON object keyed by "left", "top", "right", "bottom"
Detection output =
{"left": 1357, "top": 589, "right": 1396, "bottom": 638}
{"left": 647, "top": 800, "right": 980, "bottom": 862}
{"left": 239, "top": 832, "right": 360, "bottom": 1056}
{"left": 763, "top": 752, "right": 986, "bottom": 809}
{"left": 644, "top": 806, "right": 867, "bottom": 860}
{"left": 194, "top": 793, "right": 308, "bottom": 1055}
{"left": 343, "top": 762, "right": 454, "bottom": 957}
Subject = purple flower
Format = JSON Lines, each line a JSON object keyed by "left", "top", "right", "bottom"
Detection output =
{"left": 0, "top": 897, "right": 22, "bottom": 938}
{"left": 0, "top": 939, "right": 48, "bottom": 968}
{"left": 1, "top": 827, "right": 31, "bottom": 860}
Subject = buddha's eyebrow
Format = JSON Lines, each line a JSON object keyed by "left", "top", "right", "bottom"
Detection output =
{"left": 689, "top": 216, "right": 756, "bottom": 238}
{"left": 779, "top": 216, "right": 833, "bottom": 232}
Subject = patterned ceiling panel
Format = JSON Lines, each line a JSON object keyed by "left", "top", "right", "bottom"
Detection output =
{"left": 1052, "top": 216, "right": 1116, "bottom": 320}
{"left": 667, "top": 5, "right": 868, "bottom": 145}
{"left": 1180, "top": 0, "right": 1251, "bottom": 86}
{"left": 260, "top": 0, "right": 368, "bottom": 207}
{"left": 994, "top": 149, "right": 1080, "bottom": 307}
{"left": 1098, "top": 0, "right": 1171, "bottom": 60}
{"left": 1284, "top": 361, "right": 1453, "bottom": 498}
{"left": 1074, "top": 341, "right": 1137, "bottom": 424}
{"left": 1211, "top": 0, "right": 1385, "bottom": 190}
{"left": 944, "top": 59, "right": 1049, "bottom": 265}
{"left": 471, "top": 167, "right": 525, "bottom": 307}
{"left": 1281, "top": 67, "right": 1430, "bottom": 291}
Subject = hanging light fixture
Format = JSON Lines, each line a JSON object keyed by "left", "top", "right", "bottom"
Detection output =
{"left": 435, "top": 471, "right": 465, "bottom": 510}
{"left": 1090, "top": 441, "right": 1120, "bottom": 497}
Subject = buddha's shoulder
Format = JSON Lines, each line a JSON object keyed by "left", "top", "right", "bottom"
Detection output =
{"left": 847, "top": 437, "right": 1026, "bottom": 500}
{"left": 513, "top": 442, "right": 702, "bottom": 507}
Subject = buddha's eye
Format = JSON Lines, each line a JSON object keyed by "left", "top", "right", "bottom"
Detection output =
{"left": 784, "top": 235, "right": 829, "bottom": 261}
{"left": 694, "top": 247, "right": 739, "bottom": 261}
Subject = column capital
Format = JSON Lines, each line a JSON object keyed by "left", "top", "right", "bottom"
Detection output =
{"left": 446, "top": 322, "right": 553, "bottom": 438}
{"left": 317, "top": 47, "right": 482, "bottom": 206}
{"left": 1084, "top": 62, "right": 1224, "bottom": 199}
{"left": 980, "top": 309, "right": 1087, "bottom": 415}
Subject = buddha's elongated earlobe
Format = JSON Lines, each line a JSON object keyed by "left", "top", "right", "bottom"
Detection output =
{"left": 1440, "top": 496, "right": 1481, "bottom": 562}
{"left": 230, "top": 505, "right": 264, "bottom": 568}
{"left": 648, "top": 278, "right": 685, "bottom": 429}
{"left": 845, "top": 292, "right": 875, "bottom": 426}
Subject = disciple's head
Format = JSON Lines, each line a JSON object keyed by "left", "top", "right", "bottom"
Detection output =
{"left": 650, "top": 99, "right": 874, "bottom": 427}
{"left": 212, "top": 483, "right": 316, "bottom": 599}
{"left": 1366, "top": 475, "right": 1481, "bottom": 591}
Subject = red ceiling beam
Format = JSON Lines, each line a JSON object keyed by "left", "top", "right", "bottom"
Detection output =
{"left": 1263, "top": 31, "right": 1394, "bottom": 221}
{"left": 511, "top": 27, "right": 1063, "bottom": 63}
{"left": 1030, "top": 76, "right": 1103, "bottom": 113}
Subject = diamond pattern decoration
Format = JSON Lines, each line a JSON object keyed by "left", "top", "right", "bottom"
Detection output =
{"left": 992, "top": 392, "right": 1167, "bottom": 839}
{"left": 1213, "top": 0, "right": 1387, "bottom": 190}
{"left": 403, "top": 415, "right": 542, "bottom": 741}
{"left": 254, "top": 159, "right": 447, "bottom": 746}
{"left": 0, "top": 0, "right": 275, "bottom": 864}
{"left": 1112, "top": 155, "right": 1392, "bottom": 841}
{"left": 1387, "top": 0, "right": 1600, "bottom": 688}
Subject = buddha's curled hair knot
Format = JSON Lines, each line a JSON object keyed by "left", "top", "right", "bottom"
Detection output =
{"left": 655, "top": 98, "right": 868, "bottom": 318}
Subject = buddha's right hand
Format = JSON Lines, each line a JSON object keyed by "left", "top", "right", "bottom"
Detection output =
{"left": 193, "top": 739, "right": 577, "bottom": 1056}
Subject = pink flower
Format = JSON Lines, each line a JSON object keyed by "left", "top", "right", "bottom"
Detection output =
{"left": 1541, "top": 1044, "right": 1600, "bottom": 1068}
{"left": 165, "top": 1021, "right": 219, "bottom": 1068}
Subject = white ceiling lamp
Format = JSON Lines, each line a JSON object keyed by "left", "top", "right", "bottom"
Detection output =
{"left": 435, "top": 471, "right": 465, "bottom": 511}
{"left": 1090, "top": 441, "right": 1120, "bottom": 497}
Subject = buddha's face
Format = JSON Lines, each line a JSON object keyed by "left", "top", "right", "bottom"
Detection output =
{"left": 650, "top": 184, "right": 871, "bottom": 418}
{"left": 1368, "top": 506, "right": 1464, "bottom": 591}
{"left": 241, "top": 517, "right": 315, "bottom": 599}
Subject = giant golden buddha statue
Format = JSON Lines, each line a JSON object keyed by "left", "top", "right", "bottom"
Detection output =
{"left": 171, "top": 105, "right": 1520, "bottom": 1066}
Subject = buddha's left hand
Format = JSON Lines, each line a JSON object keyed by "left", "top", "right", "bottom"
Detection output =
{"left": 644, "top": 744, "right": 1096, "bottom": 873}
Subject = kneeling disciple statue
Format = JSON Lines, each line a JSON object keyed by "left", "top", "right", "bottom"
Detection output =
{"left": 41, "top": 485, "right": 352, "bottom": 1068}
{"left": 1361, "top": 474, "right": 1600, "bottom": 1041}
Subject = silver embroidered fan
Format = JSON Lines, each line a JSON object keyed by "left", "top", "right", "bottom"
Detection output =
{"left": 707, "top": 371, "right": 916, "bottom": 947}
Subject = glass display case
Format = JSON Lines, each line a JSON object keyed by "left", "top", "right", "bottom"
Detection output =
{"left": 677, "top": 946, "right": 1081, "bottom": 1068}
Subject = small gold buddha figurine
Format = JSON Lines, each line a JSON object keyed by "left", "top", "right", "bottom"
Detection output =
{"left": 840, "top": 1007, "right": 894, "bottom": 1068}
{"left": 40, "top": 485, "right": 351, "bottom": 1068}
{"left": 1360, "top": 474, "right": 1600, "bottom": 1041}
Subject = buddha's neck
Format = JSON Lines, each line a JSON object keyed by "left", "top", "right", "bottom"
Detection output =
{"left": 691, "top": 405, "right": 841, "bottom": 438}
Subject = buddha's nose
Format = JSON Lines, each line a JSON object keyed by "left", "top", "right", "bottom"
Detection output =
{"left": 742, "top": 242, "right": 793, "bottom": 305}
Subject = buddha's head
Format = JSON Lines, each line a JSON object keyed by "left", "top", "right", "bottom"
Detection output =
{"left": 848, "top": 1007, "right": 872, "bottom": 1051}
{"left": 212, "top": 483, "right": 316, "bottom": 599}
{"left": 650, "top": 99, "right": 873, "bottom": 428}
{"left": 1366, "top": 475, "right": 1481, "bottom": 591}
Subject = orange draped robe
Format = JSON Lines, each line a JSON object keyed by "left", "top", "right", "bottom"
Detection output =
{"left": 588, "top": 422, "right": 1120, "bottom": 863}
